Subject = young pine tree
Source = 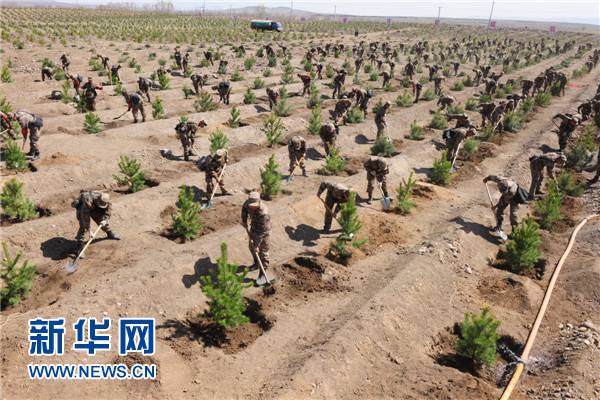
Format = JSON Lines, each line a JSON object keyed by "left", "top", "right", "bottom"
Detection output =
{"left": 4, "top": 141, "right": 28, "bottom": 171}
{"left": 430, "top": 151, "right": 452, "bottom": 185}
{"left": 262, "top": 113, "right": 285, "bottom": 147}
{"left": 1, "top": 178, "right": 39, "bottom": 222}
{"left": 370, "top": 135, "right": 396, "bottom": 157}
{"left": 171, "top": 185, "right": 203, "bottom": 241}
{"left": 152, "top": 96, "right": 166, "bottom": 119}
{"left": 1, "top": 242, "right": 37, "bottom": 308}
{"left": 84, "top": 112, "right": 102, "bottom": 133}
{"left": 229, "top": 106, "right": 241, "bottom": 128}
{"left": 201, "top": 241, "right": 250, "bottom": 329}
{"left": 456, "top": 305, "right": 500, "bottom": 369}
{"left": 273, "top": 86, "right": 292, "bottom": 117}
{"left": 534, "top": 181, "right": 563, "bottom": 230}
{"left": 307, "top": 105, "right": 323, "bottom": 135}
{"left": 307, "top": 81, "right": 321, "bottom": 109}
{"left": 395, "top": 173, "right": 417, "bottom": 215}
{"left": 194, "top": 92, "right": 217, "bottom": 112}
{"left": 505, "top": 217, "right": 542, "bottom": 273}
{"left": 243, "top": 88, "right": 256, "bottom": 104}
{"left": 158, "top": 73, "right": 170, "bottom": 90}
{"left": 331, "top": 192, "right": 367, "bottom": 258}
{"left": 209, "top": 129, "right": 229, "bottom": 154}
{"left": 260, "top": 154, "right": 282, "bottom": 200}
{"left": 60, "top": 80, "right": 72, "bottom": 104}
{"left": 113, "top": 155, "right": 146, "bottom": 193}
{"left": 321, "top": 147, "right": 346, "bottom": 175}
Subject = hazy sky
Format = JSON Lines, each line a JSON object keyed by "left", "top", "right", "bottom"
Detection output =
{"left": 65, "top": 0, "right": 600, "bottom": 25}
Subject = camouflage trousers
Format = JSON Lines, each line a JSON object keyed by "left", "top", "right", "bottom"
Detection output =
{"left": 248, "top": 233, "right": 270, "bottom": 270}
{"left": 557, "top": 130, "right": 571, "bottom": 151}
{"left": 75, "top": 208, "right": 113, "bottom": 242}
{"left": 28, "top": 126, "right": 40, "bottom": 156}
{"left": 367, "top": 174, "right": 388, "bottom": 198}
{"left": 323, "top": 140, "right": 336, "bottom": 156}
{"left": 528, "top": 161, "right": 546, "bottom": 196}
{"left": 178, "top": 135, "right": 195, "bottom": 160}
{"left": 289, "top": 155, "right": 306, "bottom": 173}
{"left": 132, "top": 104, "right": 146, "bottom": 123}
{"left": 205, "top": 173, "right": 227, "bottom": 196}
{"left": 323, "top": 195, "right": 342, "bottom": 232}
{"left": 375, "top": 119, "right": 386, "bottom": 138}
{"left": 495, "top": 194, "right": 519, "bottom": 230}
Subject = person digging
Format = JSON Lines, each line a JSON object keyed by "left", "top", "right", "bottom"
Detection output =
{"left": 483, "top": 175, "right": 528, "bottom": 240}
{"left": 72, "top": 191, "right": 120, "bottom": 258}
{"left": 241, "top": 192, "right": 272, "bottom": 287}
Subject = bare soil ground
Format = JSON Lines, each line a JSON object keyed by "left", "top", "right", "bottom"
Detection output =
{"left": 1, "top": 23, "right": 600, "bottom": 400}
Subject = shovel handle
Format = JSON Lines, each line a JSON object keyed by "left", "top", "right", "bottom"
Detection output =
{"left": 206, "top": 164, "right": 227, "bottom": 205}
{"left": 318, "top": 196, "right": 343, "bottom": 226}
{"left": 245, "top": 228, "right": 271, "bottom": 285}
{"left": 74, "top": 223, "right": 104, "bottom": 263}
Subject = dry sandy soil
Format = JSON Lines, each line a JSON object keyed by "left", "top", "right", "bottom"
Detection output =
{"left": 1, "top": 22, "right": 600, "bottom": 400}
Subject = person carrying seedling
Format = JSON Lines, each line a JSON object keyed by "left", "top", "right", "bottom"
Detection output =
{"left": 241, "top": 192, "right": 271, "bottom": 286}
{"left": 14, "top": 110, "right": 43, "bottom": 160}
{"left": 317, "top": 181, "right": 350, "bottom": 233}
{"left": 528, "top": 152, "right": 566, "bottom": 199}
{"left": 204, "top": 149, "right": 230, "bottom": 199}
{"left": 72, "top": 191, "right": 120, "bottom": 258}
{"left": 363, "top": 156, "right": 390, "bottom": 205}
{"left": 483, "top": 175, "right": 528, "bottom": 237}
{"left": 121, "top": 89, "right": 146, "bottom": 123}
{"left": 287, "top": 135, "right": 307, "bottom": 180}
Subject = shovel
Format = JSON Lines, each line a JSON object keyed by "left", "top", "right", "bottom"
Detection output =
{"left": 201, "top": 165, "right": 227, "bottom": 209}
{"left": 377, "top": 182, "right": 392, "bottom": 211}
{"left": 65, "top": 224, "right": 104, "bottom": 273}
{"left": 246, "top": 229, "right": 275, "bottom": 293}
{"left": 484, "top": 182, "right": 508, "bottom": 241}
{"left": 450, "top": 142, "right": 463, "bottom": 172}
{"left": 286, "top": 156, "right": 300, "bottom": 183}
{"left": 113, "top": 109, "right": 129, "bottom": 120}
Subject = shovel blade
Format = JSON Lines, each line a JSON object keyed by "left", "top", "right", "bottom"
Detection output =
{"left": 380, "top": 197, "right": 392, "bottom": 211}
{"left": 65, "top": 261, "right": 79, "bottom": 273}
{"left": 498, "top": 230, "right": 508, "bottom": 241}
{"left": 201, "top": 202, "right": 213, "bottom": 210}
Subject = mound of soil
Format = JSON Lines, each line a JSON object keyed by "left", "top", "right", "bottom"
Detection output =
{"left": 360, "top": 212, "right": 409, "bottom": 255}
{"left": 477, "top": 276, "right": 536, "bottom": 312}
{"left": 275, "top": 256, "right": 349, "bottom": 294}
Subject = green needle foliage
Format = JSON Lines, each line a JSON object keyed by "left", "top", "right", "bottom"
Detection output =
{"left": 331, "top": 192, "right": 367, "bottom": 258}
{"left": 171, "top": 185, "right": 203, "bottom": 242}
{"left": 1, "top": 178, "right": 39, "bottom": 222}
{"left": 273, "top": 86, "right": 292, "bottom": 117}
{"left": 422, "top": 88, "right": 435, "bottom": 101}
{"left": 231, "top": 68, "right": 244, "bottom": 82}
{"left": 431, "top": 151, "right": 452, "bottom": 185}
{"left": 395, "top": 173, "right": 416, "bottom": 215}
{"left": 262, "top": 113, "right": 285, "bottom": 147}
{"left": 0, "top": 95, "right": 12, "bottom": 113}
{"left": 461, "top": 138, "right": 480, "bottom": 160}
{"left": 158, "top": 72, "right": 170, "bottom": 90}
{"left": 182, "top": 84, "right": 194, "bottom": 99}
{"left": 209, "top": 129, "right": 229, "bottom": 154}
{"left": 83, "top": 112, "right": 102, "bottom": 133}
{"left": 346, "top": 107, "right": 364, "bottom": 124}
{"left": 4, "top": 141, "right": 28, "bottom": 171}
{"left": 1, "top": 64, "right": 12, "bottom": 83}
{"left": 534, "top": 92, "right": 551, "bottom": 107}
{"left": 503, "top": 111, "right": 523, "bottom": 132}
{"left": 200, "top": 242, "right": 250, "bottom": 329}
{"left": 534, "top": 181, "right": 563, "bottom": 230}
{"left": 252, "top": 77, "right": 265, "bottom": 89}
{"left": 113, "top": 155, "right": 146, "bottom": 193}
{"left": 243, "top": 88, "right": 256, "bottom": 104}
{"left": 456, "top": 306, "right": 500, "bottom": 369}
{"left": 555, "top": 171, "right": 584, "bottom": 197}
{"left": 465, "top": 98, "right": 478, "bottom": 111}
{"left": 60, "top": 80, "right": 72, "bottom": 104}
{"left": 307, "top": 81, "right": 321, "bottom": 109}
{"left": 395, "top": 91, "right": 413, "bottom": 107}
{"left": 244, "top": 57, "right": 256, "bottom": 71}
{"left": 451, "top": 81, "right": 464, "bottom": 91}
{"left": 307, "top": 105, "right": 323, "bottom": 135}
{"left": 429, "top": 112, "right": 447, "bottom": 129}
{"left": 1, "top": 242, "right": 37, "bottom": 308}
{"left": 505, "top": 217, "right": 542, "bottom": 272}
{"left": 321, "top": 147, "right": 346, "bottom": 175}
{"left": 406, "top": 121, "right": 424, "bottom": 140}
{"left": 194, "top": 92, "right": 217, "bottom": 112}
{"left": 370, "top": 135, "right": 396, "bottom": 157}
{"left": 260, "top": 154, "right": 282, "bottom": 200}
{"left": 229, "top": 106, "right": 241, "bottom": 128}
{"left": 151, "top": 96, "right": 166, "bottom": 119}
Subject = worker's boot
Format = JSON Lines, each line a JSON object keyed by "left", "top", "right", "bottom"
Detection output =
{"left": 302, "top": 168, "right": 308, "bottom": 177}
{"left": 106, "top": 231, "right": 121, "bottom": 240}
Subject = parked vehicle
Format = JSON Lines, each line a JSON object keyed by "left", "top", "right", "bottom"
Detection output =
{"left": 250, "top": 20, "right": 283, "bottom": 32}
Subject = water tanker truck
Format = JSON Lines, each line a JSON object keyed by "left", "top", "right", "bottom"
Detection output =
{"left": 250, "top": 20, "right": 283, "bottom": 32}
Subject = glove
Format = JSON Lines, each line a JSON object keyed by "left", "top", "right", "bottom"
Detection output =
{"left": 100, "top": 220, "right": 108, "bottom": 227}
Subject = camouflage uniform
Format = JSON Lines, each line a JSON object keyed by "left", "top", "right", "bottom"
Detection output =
{"left": 205, "top": 149, "right": 229, "bottom": 197}
{"left": 317, "top": 181, "right": 350, "bottom": 232}
{"left": 266, "top": 88, "right": 279, "bottom": 110}
{"left": 484, "top": 175, "right": 523, "bottom": 231}
{"left": 443, "top": 127, "right": 474, "bottom": 165}
{"left": 297, "top": 74, "right": 312, "bottom": 96}
{"left": 413, "top": 82, "right": 422, "bottom": 103}
{"left": 319, "top": 122, "right": 339, "bottom": 156}
{"left": 437, "top": 94, "right": 455, "bottom": 111}
{"left": 138, "top": 77, "right": 152, "bottom": 102}
{"left": 15, "top": 110, "right": 43, "bottom": 158}
{"left": 590, "top": 132, "right": 600, "bottom": 183}
{"left": 380, "top": 71, "right": 391, "bottom": 88}
{"left": 316, "top": 63, "right": 323, "bottom": 80}
{"left": 73, "top": 191, "right": 119, "bottom": 252}
{"left": 375, "top": 101, "right": 391, "bottom": 138}
{"left": 175, "top": 121, "right": 199, "bottom": 161}
{"left": 174, "top": 49, "right": 182, "bottom": 69}
{"left": 82, "top": 79, "right": 102, "bottom": 111}
{"left": 241, "top": 192, "right": 271, "bottom": 272}
{"left": 478, "top": 102, "right": 496, "bottom": 127}
{"left": 41, "top": 66, "right": 54, "bottom": 81}
{"left": 122, "top": 91, "right": 146, "bottom": 123}
{"left": 217, "top": 81, "right": 231, "bottom": 105}
{"left": 554, "top": 113, "right": 582, "bottom": 151}
{"left": 110, "top": 65, "right": 121, "bottom": 83}
{"left": 287, "top": 136, "right": 307, "bottom": 176}
{"left": 433, "top": 76, "right": 445, "bottom": 96}
{"left": 364, "top": 156, "right": 389, "bottom": 203}
{"left": 332, "top": 70, "right": 347, "bottom": 99}
{"left": 60, "top": 54, "right": 70, "bottom": 71}
{"left": 190, "top": 74, "right": 207, "bottom": 95}
{"left": 333, "top": 98, "right": 352, "bottom": 125}
{"left": 528, "top": 152, "right": 565, "bottom": 198}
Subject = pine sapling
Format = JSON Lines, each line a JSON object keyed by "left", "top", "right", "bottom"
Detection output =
{"left": 534, "top": 181, "right": 563, "bottom": 230}
{"left": 307, "top": 81, "right": 321, "bottom": 108}
{"left": 396, "top": 91, "right": 413, "bottom": 107}
{"left": 456, "top": 305, "right": 500, "bottom": 369}
{"left": 1, "top": 242, "right": 37, "bottom": 308}
{"left": 331, "top": 192, "right": 367, "bottom": 258}
{"left": 260, "top": 154, "right": 282, "bottom": 200}
{"left": 273, "top": 86, "right": 292, "bottom": 117}
{"left": 4, "top": 141, "right": 28, "bottom": 171}
{"left": 505, "top": 217, "right": 542, "bottom": 272}
{"left": 395, "top": 173, "right": 416, "bottom": 215}
{"left": 60, "top": 80, "right": 72, "bottom": 104}
{"left": 1, "top": 178, "right": 39, "bottom": 222}
{"left": 152, "top": 96, "right": 166, "bottom": 119}
{"left": 1, "top": 64, "right": 12, "bottom": 83}
{"left": 182, "top": 84, "right": 194, "bottom": 99}
{"left": 243, "top": 88, "right": 256, "bottom": 104}
{"left": 406, "top": 120, "right": 424, "bottom": 140}
{"left": 370, "top": 135, "right": 396, "bottom": 157}
{"left": 229, "top": 106, "right": 241, "bottom": 128}
{"left": 158, "top": 73, "right": 170, "bottom": 90}
{"left": 84, "top": 112, "right": 102, "bottom": 133}
{"left": 262, "top": 113, "right": 285, "bottom": 147}
{"left": 171, "top": 185, "right": 203, "bottom": 241}
{"left": 321, "top": 147, "right": 346, "bottom": 175}
{"left": 555, "top": 171, "right": 584, "bottom": 197}
{"left": 209, "top": 129, "right": 229, "bottom": 154}
{"left": 431, "top": 151, "right": 452, "bottom": 185}
{"left": 253, "top": 77, "right": 265, "bottom": 89}
{"left": 307, "top": 105, "right": 323, "bottom": 135}
{"left": 194, "top": 92, "right": 217, "bottom": 112}
{"left": 200, "top": 242, "right": 250, "bottom": 329}
{"left": 0, "top": 95, "right": 12, "bottom": 113}
{"left": 113, "top": 155, "right": 146, "bottom": 193}
{"left": 346, "top": 107, "right": 364, "bottom": 124}
{"left": 430, "top": 112, "right": 448, "bottom": 129}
